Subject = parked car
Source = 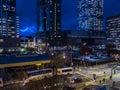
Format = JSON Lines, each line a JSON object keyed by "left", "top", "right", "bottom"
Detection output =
{"left": 69, "top": 77, "right": 82, "bottom": 84}
{"left": 73, "top": 77, "right": 82, "bottom": 83}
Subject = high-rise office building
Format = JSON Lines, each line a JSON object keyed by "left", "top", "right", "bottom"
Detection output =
{"left": 0, "top": 0, "right": 20, "bottom": 52}
{"left": 16, "top": 16, "right": 20, "bottom": 38}
{"left": 77, "top": 0, "right": 104, "bottom": 33}
{"left": 37, "top": 0, "right": 62, "bottom": 46}
{"left": 0, "top": 0, "right": 19, "bottom": 38}
{"left": 106, "top": 15, "right": 120, "bottom": 47}
{"left": 37, "top": 0, "right": 47, "bottom": 32}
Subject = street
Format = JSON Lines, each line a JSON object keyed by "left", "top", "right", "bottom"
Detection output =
{"left": 74, "top": 62, "right": 120, "bottom": 90}
{"left": 1, "top": 62, "right": 120, "bottom": 90}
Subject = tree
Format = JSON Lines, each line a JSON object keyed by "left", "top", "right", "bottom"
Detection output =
{"left": 106, "top": 44, "right": 115, "bottom": 56}
{"left": 68, "top": 38, "right": 77, "bottom": 47}
{"left": 26, "top": 47, "right": 35, "bottom": 52}
{"left": 80, "top": 42, "right": 92, "bottom": 56}
{"left": 51, "top": 52, "right": 69, "bottom": 75}
{"left": 24, "top": 75, "right": 67, "bottom": 90}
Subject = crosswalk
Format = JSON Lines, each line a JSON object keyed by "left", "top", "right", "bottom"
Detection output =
{"left": 75, "top": 72, "right": 93, "bottom": 80}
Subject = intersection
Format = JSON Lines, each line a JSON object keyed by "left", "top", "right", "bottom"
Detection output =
{"left": 74, "top": 63, "right": 120, "bottom": 89}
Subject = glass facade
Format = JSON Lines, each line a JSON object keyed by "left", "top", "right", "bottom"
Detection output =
{"left": 106, "top": 15, "right": 120, "bottom": 46}
{"left": 37, "top": 0, "right": 47, "bottom": 32}
{"left": 77, "top": 0, "right": 103, "bottom": 32}
{"left": 37, "top": 0, "right": 61, "bottom": 46}
{"left": 0, "top": 0, "right": 18, "bottom": 38}
{"left": 48, "top": 0, "right": 61, "bottom": 42}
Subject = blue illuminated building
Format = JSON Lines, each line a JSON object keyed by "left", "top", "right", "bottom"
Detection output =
{"left": 106, "top": 14, "right": 120, "bottom": 47}
{"left": 77, "top": 0, "right": 104, "bottom": 32}
{"left": 0, "top": 0, "right": 19, "bottom": 38}
{"left": 0, "top": 0, "right": 20, "bottom": 53}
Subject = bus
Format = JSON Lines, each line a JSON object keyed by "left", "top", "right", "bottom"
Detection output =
{"left": 26, "top": 68, "right": 52, "bottom": 81}
{"left": 57, "top": 67, "right": 73, "bottom": 75}
{"left": 0, "top": 78, "right": 3, "bottom": 87}
{"left": 23, "top": 68, "right": 52, "bottom": 86}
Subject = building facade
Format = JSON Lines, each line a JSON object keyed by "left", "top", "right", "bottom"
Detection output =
{"left": 0, "top": 0, "right": 20, "bottom": 53}
{"left": 77, "top": 0, "right": 104, "bottom": 33}
{"left": 106, "top": 15, "right": 120, "bottom": 47}
{"left": 37, "top": 0, "right": 62, "bottom": 46}
{"left": 68, "top": 30, "right": 105, "bottom": 46}
{"left": 0, "top": 0, "right": 19, "bottom": 38}
{"left": 37, "top": 0, "right": 47, "bottom": 32}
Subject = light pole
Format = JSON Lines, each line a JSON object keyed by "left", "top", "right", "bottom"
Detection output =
{"left": 70, "top": 46, "right": 75, "bottom": 75}
{"left": 62, "top": 55, "right": 66, "bottom": 59}
{"left": 51, "top": 52, "right": 54, "bottom": 66}
{"left": 50, "top": 52, "right": 55, "bottom": 75}
{"left": 70, "top": 45, "right": 73, "bottom": 66}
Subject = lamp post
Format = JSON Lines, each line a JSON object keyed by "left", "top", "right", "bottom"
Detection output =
{"left": 63, "top": 55, "right": 66, "bottom": 59}
{"left": 51, "top": 52, "right": 55, "bottom": 75}
{"left": 69, "top": 45, "right": 74, "bottom": 75}
{"left": 50, "top": 52, "right": 53, "bottom": 62}
{"left": 69, "top": 45, "right": 73, "bottom": 67}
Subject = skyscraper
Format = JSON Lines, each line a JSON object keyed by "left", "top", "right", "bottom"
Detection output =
{"left": 77, "top": 0, "right": 104, "bottom": 32}
{"left": 37, "top": 0, "right": 47, "bottom": 32}
{"left": 106, "top": 15, "right": 120, "bottom": 47}
{"left": 0, "top": 0, "right": 20, "bottom": 52}
{"left": 0, "top": 0, "right": 19, "bottom": 38}
{"left": 37, "top": 0, "right": 62, "bottom": 46}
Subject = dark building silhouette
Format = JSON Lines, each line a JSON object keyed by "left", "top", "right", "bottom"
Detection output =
{"left": 37, "top": 0, "right": 47, "bottom": 32}
{"left": 37, "top": 0, "right": 62, "bottom": 46}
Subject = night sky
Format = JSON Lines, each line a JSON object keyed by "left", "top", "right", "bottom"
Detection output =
{"left": 16, "top": 0, "right": 120, "bottom": 36}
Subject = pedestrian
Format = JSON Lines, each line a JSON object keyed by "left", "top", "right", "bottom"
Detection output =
{"left": 112, "top": 81, "right": 115, "bottom": 86}
{"left": 99, "top": 80, "right": 101, "bottom": 84}
{"left": 114, "top": 70, "right": 116, "bottom": 74}
{"left": 109, "top": 75, "right": 112, "bottom": 80}
{"left": 103, "top": 78, "right": 105, "bottom": 83}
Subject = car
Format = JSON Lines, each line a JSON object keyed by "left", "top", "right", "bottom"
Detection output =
{"left": 73, "top": 77, "right": 82, "bottom": 83}
{"left": 69, "top": 77, "right": 82, "bottom": 84}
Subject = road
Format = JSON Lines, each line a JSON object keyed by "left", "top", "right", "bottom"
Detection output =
{"left": 74, "top": 63, "right": 120, "bottom": 90}
{"left": 1, "top": 62, "right": 120, "bottom": 90}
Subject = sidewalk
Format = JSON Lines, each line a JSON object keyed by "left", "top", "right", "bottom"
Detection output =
{"left": 95, "top": 73, "right": 120, "bottom": 89}
{"left": 76, "top": 73, "right": 120, "bottom": 90}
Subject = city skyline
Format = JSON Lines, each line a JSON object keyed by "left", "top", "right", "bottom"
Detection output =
{"left": 16, "top": 0, "right": 120, "bottom": 36}
{"left": 1, "top": 1, "right": 120, "bottom": 89}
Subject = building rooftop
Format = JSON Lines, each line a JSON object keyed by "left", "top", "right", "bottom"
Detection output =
{"left": 68, "top": 30, "right": 88, "bottom": 37}
{"left": 0, "top": 54, "right": 51, "bottom": 68}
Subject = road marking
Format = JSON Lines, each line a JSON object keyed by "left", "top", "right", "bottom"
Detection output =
{"left": 76, "top": 72, "right": 93, "bottom": 80}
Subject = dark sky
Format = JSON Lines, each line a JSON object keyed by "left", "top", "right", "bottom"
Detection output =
{"left": 16, "top": 0, "right": 120, "bottom": 36}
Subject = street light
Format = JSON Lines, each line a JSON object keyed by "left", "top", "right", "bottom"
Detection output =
{"left": 51, "top": 52, "right": 54, "bottom": 56}
{"left": 63, "top": 55, "right": 66, "bottom": 59}
{"left": 69, "top": 45, "right": 73, "bottom": 67}
{"left": 69, "top": 45, "right": 75, "bottom": 75}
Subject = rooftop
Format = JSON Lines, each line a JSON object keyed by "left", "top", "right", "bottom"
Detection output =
{"left": 0, "top": 54, "right": 51, "bottom": 68}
